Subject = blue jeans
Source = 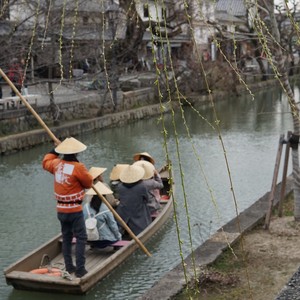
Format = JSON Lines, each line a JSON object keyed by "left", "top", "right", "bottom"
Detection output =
{"left": 57, "top": 212, "right": 87, "bottom": 273}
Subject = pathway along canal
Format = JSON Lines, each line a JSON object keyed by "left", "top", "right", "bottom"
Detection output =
{"left": 0, "top": 82, "right": 297, "bottom": 300}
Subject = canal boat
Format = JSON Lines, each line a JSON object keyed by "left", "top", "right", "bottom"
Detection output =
{"left": 4, "top": 164, "right": 174, "bottom": 295}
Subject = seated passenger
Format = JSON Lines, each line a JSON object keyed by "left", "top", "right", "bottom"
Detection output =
{"left": 109, "top": 164, "right": 129, "bottom": 199}
{"left": 89, "top": 166, "right": 119, "bottom": 207}
{"left": 83, "top": 181, "right": 122, "bottom": 248}
{"left": 133, "top": 151, "right": 161, "bottom": 203}
{"left": 83, "top": 166, "right": 107, "bottom": 203}
{"left": 133, "top": 152, "right": 155, "bottom": 165}
{"left": 133, "top": 160, "right": 163, "bottom": 214}
{"left": 116, "top": 164, "right": 151, "bottom": 235}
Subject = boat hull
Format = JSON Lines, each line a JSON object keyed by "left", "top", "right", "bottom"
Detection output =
{"left": 4, "top": 165, "right": 174, "bottom": 294}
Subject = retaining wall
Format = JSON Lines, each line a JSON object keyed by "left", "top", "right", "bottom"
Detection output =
{"left": 0, "top": 103, "right": 173, "bottom": 155}
{"left": 0, "top": 87, "right": 156, "bottom": 137}
{"left": 0, "top": 76, "right": 294, "bottom": 155}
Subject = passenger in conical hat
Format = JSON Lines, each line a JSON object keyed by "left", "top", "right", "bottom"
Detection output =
{"left": 42, "top": 136, "right": 93, "bottom": 278}
{"left": 86, "top": 166, "right": 119, "bottom": 207}
{"left": 83, "top": 182, "right": 121, "bottom": 249}
{"left": 119, "top": 164, "right": 145, "bottom": 184}
{"left": 116, "top": 165, "right": 151, "bottom": 235}
{"left": 109, "top": 164, "right": 130, "bottom": 181}
{"left": 89, "top": 167, "right": 107, "bottom": 183}
{"left": 109, "top": 164, "right": 129, "bottom": 200}
{"left": 133, "top": 160, "right": 163, "bottom": 214}
{"left": 133, "top": 152, "right": 155, "bottom": 165}
{"left": 133, "top": 151, "right": 162, "bottom": 206}
{"left": 84, "top": 167, "right": 107, "bottom": 204}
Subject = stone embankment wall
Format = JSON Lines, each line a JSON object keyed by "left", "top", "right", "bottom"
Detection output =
{"left": 0, "top": 87, "right": 169, "bottom": 155}
{"left": 0, "top": 87, "right": 156, "bottom": 136}
{"left": 0, "top": 77, "right": 288, "bottom": 155}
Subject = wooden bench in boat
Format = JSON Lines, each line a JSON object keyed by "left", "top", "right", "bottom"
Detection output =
{"left": 110, "top": 240, "right": 131, "bottom": 250}
{"left": 59, "top": 237, "right": 130, "bottom": 250}
{"left": 0, "top": 94, "right": 40, "bottom": 110}
{"left": 87, "top": 240, "right": 130, "bottom": 251}
{"left": 160, "top": 195, "right": 170, "bottom": 204}
{"left": 111, "top": 240, "right": 130, "bottom": 247}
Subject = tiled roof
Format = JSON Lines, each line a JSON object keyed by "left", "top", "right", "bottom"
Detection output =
{"left": 142, "top": 31, "right": 190, "bottom": 43}
{"left": 216, "top": 11, "right": 244, "bottom": 23}
{"left": 216, "top": 0, "right": 247, "bottom": 17}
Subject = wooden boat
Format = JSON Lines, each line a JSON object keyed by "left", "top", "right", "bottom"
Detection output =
{"left": 4, "top": 164, "right": 174, "bottom": 295}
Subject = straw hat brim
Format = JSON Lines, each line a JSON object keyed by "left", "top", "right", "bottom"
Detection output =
{"left": 133, "top": 152, "right": 155, "bottom": 164}
{"left": 119, "top": 165, "right": 145, "bottom": 184}
{"left": 85, "top": 181, "right": 113, "bottom": 195}
{"left": 133, "top": 160, "right": 155, "bottom": 180}
{"left": 109, "top": 164, "right": 130, "bottom": 181}
{"left": 55, "top": 137, "right": 87, "bottom": 154}
{"left": 89, "top": 167, "right": 107, "bottom": 180}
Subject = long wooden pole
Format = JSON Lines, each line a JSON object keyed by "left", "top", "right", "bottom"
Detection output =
{"left": 0, "top": 68, "right": 151, "bottom": 257}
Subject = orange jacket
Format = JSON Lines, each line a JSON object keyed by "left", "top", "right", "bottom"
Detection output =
{"left": 43, "top": 153, "right": 93, "bottom": 213}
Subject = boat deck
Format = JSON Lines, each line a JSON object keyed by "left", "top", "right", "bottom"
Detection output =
{"left": 51, "top": 245, "right": 115, "bottom": 271}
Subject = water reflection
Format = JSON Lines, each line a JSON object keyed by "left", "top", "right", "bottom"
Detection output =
{"left": 0, "top": 82, "right": 297, "bottom": 299}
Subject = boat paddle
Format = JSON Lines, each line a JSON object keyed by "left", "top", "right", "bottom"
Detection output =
{"left": 0, "top": 68, "right": 152, "bottom": 257}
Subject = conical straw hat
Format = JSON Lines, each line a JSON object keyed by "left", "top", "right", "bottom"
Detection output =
{"left": 109, "top": 164, "right": 130, "bottom": 181}
{"left": 85, "top": 181, "right": 113, "bottom": 195}
{"left": 55, "top": 137, "right": 87, "bottom": 154}
{"left": 119, "top": 165, "right": 145, "bottom": 184}
{"left": 133, "top": 160, "right": 155, "bottom": 180}
{"left": 133, "top": 152, "right": 155, "bottom": 165}
{"left": 89, "top": 167, "right": 107, "bottom": 180}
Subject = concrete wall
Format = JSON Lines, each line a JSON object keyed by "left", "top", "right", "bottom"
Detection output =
{"left": 0, "top": 77, "right": 285, "bottom": 155}
{"left": 0, "top": 87, "right": 157, "bottom": 137}
{"left": 0, "top": 102, "right": 173, "bottom": 155}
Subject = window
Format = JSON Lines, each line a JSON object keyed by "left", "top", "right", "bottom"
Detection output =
{"left": 83, "top": 16, "right": 89, "bottom": 25}
{"left": 143, "top": 4, "right": 149, "bottom": 18}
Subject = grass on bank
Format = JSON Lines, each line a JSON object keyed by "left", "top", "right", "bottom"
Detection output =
{"left": 174, "top": 192, "right": 294, "bottom": 300}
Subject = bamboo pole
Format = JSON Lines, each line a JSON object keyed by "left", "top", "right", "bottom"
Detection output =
{"left": 0, "top": 68, "right": 151, "bottom": 257}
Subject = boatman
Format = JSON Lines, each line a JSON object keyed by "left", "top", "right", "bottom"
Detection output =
{"left": 42, "top": 137, "right": 93, "bottom": 278}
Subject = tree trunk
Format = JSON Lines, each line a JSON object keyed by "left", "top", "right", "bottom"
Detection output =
{"left": 268, "top": 2, "right": 300, "bottom": 220}
{"left": 119, "top": 0, "right": 145, "bottom": 63}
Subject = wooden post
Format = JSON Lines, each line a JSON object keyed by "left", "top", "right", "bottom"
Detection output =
{"left": 278, "top": 131, "right": 292, "bottom": 217}
{"left": 264, "top": 134, "right": 284, "bottom": 230}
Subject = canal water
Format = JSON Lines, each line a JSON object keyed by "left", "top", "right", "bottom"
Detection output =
{"left": 0, "top": 82, "right": 297, "bottom": 300}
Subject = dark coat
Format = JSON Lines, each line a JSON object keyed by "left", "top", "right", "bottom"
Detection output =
{"left": 116, "top": 180, "right": 151, "bottom": 235}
